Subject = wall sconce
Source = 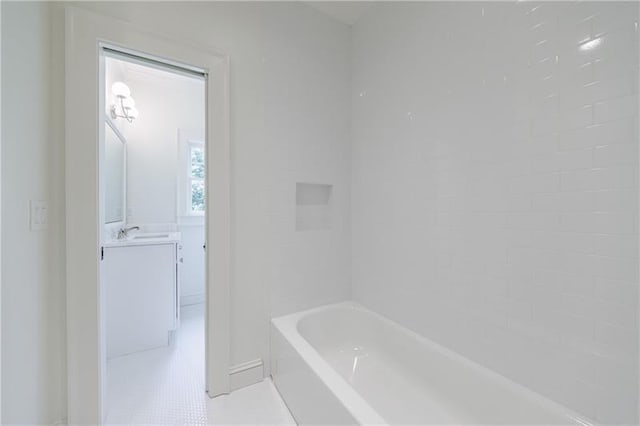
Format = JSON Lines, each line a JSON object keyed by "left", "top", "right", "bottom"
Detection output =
{"left": 110, "top": 82, "right": 139, "bottom": 123}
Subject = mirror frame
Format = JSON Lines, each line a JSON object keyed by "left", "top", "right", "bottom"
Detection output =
{"left": 104, "top": 116, "right": 126, "bottom": 224}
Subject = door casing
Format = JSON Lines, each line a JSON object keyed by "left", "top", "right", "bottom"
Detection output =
{"left": 65, "top": 6, "right": 231, "bottom": 423}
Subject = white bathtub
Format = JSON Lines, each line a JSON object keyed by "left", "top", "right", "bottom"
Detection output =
{"left": 271, "top": 302, "right": 593, "bottom": 425}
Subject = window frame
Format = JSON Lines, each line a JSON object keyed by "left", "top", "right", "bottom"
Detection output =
{"left": 177, "top": 129, "right": 206, "bottom": 224}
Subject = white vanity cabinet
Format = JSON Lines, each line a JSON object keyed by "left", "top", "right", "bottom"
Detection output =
{"left": 104, "top": 236, "right": 181, "bottom": 359}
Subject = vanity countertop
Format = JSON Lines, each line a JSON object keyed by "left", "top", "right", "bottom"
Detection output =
{"left": 104, "top": 232, "right": 182, "bottom": 248}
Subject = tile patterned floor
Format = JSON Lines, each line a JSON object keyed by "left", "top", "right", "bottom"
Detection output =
{"left": 106, "top": 303, "right": 295, "bottom": 425}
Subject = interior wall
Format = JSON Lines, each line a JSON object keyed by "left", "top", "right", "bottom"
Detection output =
{"left": 351, "top": 2, "right": 638, "bottom": 423}
{"left": 1, "top": 1, "right": 351, "bottom": 422}
{"left": 117, "top": 63, "right": 206, "bottom": 302}
{"left": 120, "top": 68, "right": 204, "bottom": 226}
{"left": 53, "top": 0, "right": 350, "bottom": 413}
{"left": 74, "top": 1, "right": 350, "bottom": 371}
{"left": 1, "top": 1, "right": 66, "bottom": 423}
{"left": 262, "top": 2, "right": 352, "bottom": 318}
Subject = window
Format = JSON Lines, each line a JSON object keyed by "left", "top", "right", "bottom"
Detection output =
{"left": 189, "top": 144, "right": 205, "bottom": 214}
{"left": 178, "top": 130, "right": 205, "bottom": 221}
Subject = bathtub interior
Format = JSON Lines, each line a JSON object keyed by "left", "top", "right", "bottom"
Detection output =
{"left": 295, "top": 304, "right": 589, "bottom": 425}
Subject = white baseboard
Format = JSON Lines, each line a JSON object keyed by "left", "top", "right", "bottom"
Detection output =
{"left": 180, "top": 293, "right": 205, "bottom": 306}
{"left": 229, "top": 358, "right": 264, "bottom": 391}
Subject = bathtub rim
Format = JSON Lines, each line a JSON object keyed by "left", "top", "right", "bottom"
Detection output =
{"left": 271, "top": 301, "right": 595, "bottom": 426}
{"left": 272, "top": 303, "right": 386, "bottom": 424}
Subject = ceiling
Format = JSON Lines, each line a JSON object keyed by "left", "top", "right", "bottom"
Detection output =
{"left": 304, "top": 1, "right": 372, "bottom": 25}
{"left": 110, "top": 56, "right": 204, "bottom": 88}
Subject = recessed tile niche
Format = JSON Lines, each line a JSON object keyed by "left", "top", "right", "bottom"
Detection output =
{"left": 295, "top": 183, "right": 333, "bottom": 231}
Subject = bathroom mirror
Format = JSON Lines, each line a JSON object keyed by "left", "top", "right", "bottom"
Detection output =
{"left": 105, "top": 118, "right": 126, "bottom": 223}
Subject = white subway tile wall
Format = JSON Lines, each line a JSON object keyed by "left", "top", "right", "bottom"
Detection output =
{"left": 351, "top": 2, "right": 638, "bottom": 423}
{"left": 264, "top": 3, "right": 352, "bottom": 319}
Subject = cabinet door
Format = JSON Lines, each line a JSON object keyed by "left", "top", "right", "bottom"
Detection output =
{"left": 174, "top": 244, "right": 182, "bottom": 328}
{"left": 104, "top": 244, "right": 175, "bottom": 358}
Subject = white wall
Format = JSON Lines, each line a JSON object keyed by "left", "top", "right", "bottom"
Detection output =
{"left": 351, "top": 2, "right": 638, "bottom": 423}
{"left": 1, "top": 1, "right": 351, "bottom": 422}
{"left": 120, "top": 65, "right": 204, "bottom": 225}
{"left": 75, "top": 0, "right": 351, "bottom": 382}
{"left": 106, "top": 60, "right": 207, "bottom": 302}
{"left": 27, "top": 2, "right": 349, "bottom": 420}
{"left": 262, "top": 3, "right": 352, "bottom": 318}
{"left": 1, "top": 1, "right": 66, "bottom": 423}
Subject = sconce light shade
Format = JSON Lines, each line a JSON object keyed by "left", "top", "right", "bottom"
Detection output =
{"left": 110, "top": 81, "right": 138, "bottom": 123}
{"left": 112, "top": 81, "right": 131, "bottom": 98}
{"left": 121, "top": 96, "right": 136, "bottom": 109}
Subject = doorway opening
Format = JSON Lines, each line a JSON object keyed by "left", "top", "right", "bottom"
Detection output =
{"left": 100, "top": 48, "right": 208, "bottom": 423}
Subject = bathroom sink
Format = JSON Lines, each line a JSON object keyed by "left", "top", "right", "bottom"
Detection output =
{"left": 132, "top": 234, "right": 170, "bottom": 240}
{"left": 104, "top": 231, "right": 181, "bottom": 248}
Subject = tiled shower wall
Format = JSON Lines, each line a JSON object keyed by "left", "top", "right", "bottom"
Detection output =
{"left": 351, "top": 2, "right": 638, "bottom": 423}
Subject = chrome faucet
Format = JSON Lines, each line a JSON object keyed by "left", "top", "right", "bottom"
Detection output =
{"left": 117, "top": 226, "right": 140, "bottom": 240}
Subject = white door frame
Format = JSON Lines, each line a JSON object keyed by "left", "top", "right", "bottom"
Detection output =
{"left": 65, "top": 6, "right": 231, "bottom": 423}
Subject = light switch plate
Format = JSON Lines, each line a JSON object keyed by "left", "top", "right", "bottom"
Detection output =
{"left": 30, "top": 200, "right": 48, "bottom": 231}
